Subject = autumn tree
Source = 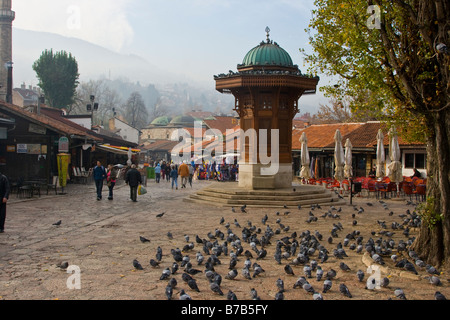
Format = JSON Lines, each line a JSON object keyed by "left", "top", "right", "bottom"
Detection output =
{"left": 304, "top": 0, "right": 449, "bottom": 267}
{"left": 312, "top": 97, "right": 379, "bottom": 124}
{"left": 32, "top": 49, "right": 79, "bottom": 109}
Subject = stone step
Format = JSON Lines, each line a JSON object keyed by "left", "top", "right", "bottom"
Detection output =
{"left": 184, "top": 196, "right": 345, "bottom": 208}
{"left": 195, "top": 190, "right": 333, "bottom": 202}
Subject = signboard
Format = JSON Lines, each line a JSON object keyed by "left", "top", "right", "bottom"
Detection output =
{"left": 17, "top": 144, "right": 28, "bottom": 153}
{"left": 29, "top": 123, "right": 47, "bottom": 135}
{"left": 58, "top": 136, "right": 69, "bottom": 153}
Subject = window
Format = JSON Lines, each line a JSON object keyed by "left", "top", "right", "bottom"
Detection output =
{"left": 404, "top": 153, "right": 426, "bottom": 169}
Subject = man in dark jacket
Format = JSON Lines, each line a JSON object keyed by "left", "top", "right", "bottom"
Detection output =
{"left": 93, "top": 160, "right": 107, "bottom": 200}
{"left": 0, "top": 172, "right": 10, "bottom": 233}
{"left": 125, "top": 164, "right": 142, "bottom": 202}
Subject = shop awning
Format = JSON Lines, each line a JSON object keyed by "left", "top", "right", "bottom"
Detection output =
{"left": 96, "top": 144, "right": 140, "bottom": 155}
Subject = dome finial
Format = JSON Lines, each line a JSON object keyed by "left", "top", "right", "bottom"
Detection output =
{"left": 265, "top": 26, "right": 270, "bottom": 43}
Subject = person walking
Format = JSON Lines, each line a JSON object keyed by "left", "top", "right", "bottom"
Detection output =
{"left": 165, "top": 163, "right": 171, "bottom": 182}
{"left": 188, "top": 163, "right": 194, "bottom": 188}
{"left": 106, "top": 164, "right": 118, "bottom": 200}
{"left": 93, "top": 161, "right": 107, "bottom": 200}
{"left": 125, "top": 164, "right": 142, "bottom": 202}
{"left": 178, "top": 161, "right": 189, "bottom": 188}
{"left": 155, "top": 163, "right": 161, "bottom": 183}
{"left": 0, "top": 171, "right": 10, "bottom": 233}
{"left": 170, "top": 165, "right": 178, "bottom": 190}
{"left": 161, "top": 161, "right": 166, "bottom": 181}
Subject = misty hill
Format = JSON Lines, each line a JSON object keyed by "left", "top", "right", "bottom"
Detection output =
{"left": 12, "top": 28, "right": 235, "bottom": 117}
{"left": 13, "top": 28, "right": 181, "bottom": 86}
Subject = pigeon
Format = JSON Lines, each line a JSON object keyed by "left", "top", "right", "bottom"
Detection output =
{"left": 250, "top": 288, "right": 259, "bottom": 300}
{"left": 149, "top": 259, "right": 160, "bottom": 267}
{"left": 139, "top": 236, "right": 150, "bottom": 243}
{"left": 284, "top": 264, "right": 295, "bottom": 276}
{"left": 171, "top": 262, "right": 179, "bottom": 274}
{"left": 52, "top": 220, "right": 62, "bottom": 226}
{"left": 380, "top": 277, "right": 390, "bottom": 288}
{"left": 156, "top": 212, "right": 165, "bottom": 218}
{"left": 167, "top": 232, "right": 173, "bottom": 240}
{"left": 57, "top": 261, "right": 69, "bottom": 269}
{"left": 313, "top": 292, "right": 323, "bottom": 300}
{"left": 188, "top": 279, "right": 200, "bottom": 292}
{"left": 430, "top": 276, "right": 441, "bottom": 286}
{"left": 242, "top": 267, "right": 252, "bottom": 280}
{"left": 394, "top": 288, "right": 407, "bottom": 300}
{"left": 219, "top": 217, "right": 225, "bottom": 224}
{"left": 303, "top": 283, "right": 315, "bottom": 294}
{"left": 231, "top": 207, "right": 236, "bottom": 213}
{"left": 340, "top": 262, "right": 351, "bottom": 272}
{"left": 160, "top": 268, "right": 171, "bottom": 280}
{"left": 240, "top": 205, "right": 247, "bottom": 213}
{"left": 316, "top": 267, "right": 324, "bottom": 281}
{"left": 356, "top": 270, "right": 365, "bottom": 282}
{"left": 165, "top": 285, "right": 173, "bottom": 300}
{"left": 168, "top": 278, "right": 177, "bottom": 289}
{"left": 227, "top": 290, "right": 238, "bottom": 300}
{"left": 225, "top": 269, "right": 238, "bottom": 280}
{"left": 276, "top": 278, "right": 285, "bottom": 292}
{"left": 326, "top": 269, "right": 337, "bottom": 280}
{"left": 133, "top": 259, "right": 143, "bottom": 270}
{"left": 339, "top": 283, "right": 352, "bottom": 298}
{"left": 179, "top": 289, "right": 192, "bottom": 300}
{"left": 404, "top": 261, "right": 418, "bottom": 275}
{"left": 426, "top": 265, "right": 439, "bottom": 275}
{"left": 435, "top": 291, "right": 447, "bottom": 300}
{"left": 275, "top": 290, "right": 284, "bottom": 300}
{"left": 323, "top": 279, "right": 332, "bottom": 293}
{"left": 210, "top": 282, "right": 224, "bottom": 295}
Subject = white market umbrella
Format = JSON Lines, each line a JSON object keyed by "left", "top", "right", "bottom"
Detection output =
{"left": 388, "top": 126, "right": 403, "bottom": 196}
{"left": 300, "top": 132, "right": 311, "bottom": 181}
{"left": 344, "top": 138, "right": 353, "bottom": 178}
{"left": 334, "top": 129, "right": 345, "bottom": 185}
{"left": 376, "top": 129, "right": 385, "bottom": 179}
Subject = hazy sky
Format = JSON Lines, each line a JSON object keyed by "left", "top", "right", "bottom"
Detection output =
{"left": 12, "top": 0, "right": 332, "bottom": 112}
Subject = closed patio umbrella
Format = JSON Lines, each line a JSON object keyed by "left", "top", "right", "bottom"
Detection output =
{"left": 388, "top": 126, "right": 403, "bottom": 196}
{"left": 300, "top": 132, "right": 311, "bottom": 181}
{"left": 376, "top": 129, "right": 385, "bottom": 179}
{"left": 334, "top": 129, "right": 345, "bottom": 184}
{"left": 344, "top": 138, "right": 353, "bottom": 178}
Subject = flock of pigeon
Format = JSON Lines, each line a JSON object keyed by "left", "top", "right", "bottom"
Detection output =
{"left": 130, "top": 200, "right": 447, "bottom": 300}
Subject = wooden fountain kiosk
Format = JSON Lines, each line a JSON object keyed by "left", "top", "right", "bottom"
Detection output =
{"left": 214, "top": 27, "right": 319, "bottom": 189}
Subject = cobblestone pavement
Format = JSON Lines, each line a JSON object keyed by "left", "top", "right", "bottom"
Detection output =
{"left": 0, "top": 178, "right": 448, "bottom": 300}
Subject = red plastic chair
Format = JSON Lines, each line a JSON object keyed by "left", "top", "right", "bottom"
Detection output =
{"left": 416, "top": 185, "right": 426, "bottom": 202}
{"left": 403, "top": 183, "right": 416, "bottom": 201}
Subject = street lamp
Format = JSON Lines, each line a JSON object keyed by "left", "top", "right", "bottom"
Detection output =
{"left": 86, "top": 95, "right": 99, "bottom": 126}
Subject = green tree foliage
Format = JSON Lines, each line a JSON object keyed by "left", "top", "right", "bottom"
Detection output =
{"left": 304, "top": 0, "right": 449, "bottom": 267}
{"left": 32, "top": 49, "right": 80, "bottom": 109}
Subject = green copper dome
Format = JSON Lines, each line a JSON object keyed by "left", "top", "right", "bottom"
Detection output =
{"left": 241, "top": 41, "right": 293, "bottom": 68}
{"left": 151, "top": 116, "right": 171, "bottom": 126}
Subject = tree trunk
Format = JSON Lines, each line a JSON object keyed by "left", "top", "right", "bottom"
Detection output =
{"left": 412, "top": 110, "right": 450, "bottom": 269}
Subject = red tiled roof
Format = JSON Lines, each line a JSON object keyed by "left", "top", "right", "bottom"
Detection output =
{"left": 203, "top": 116, "right": 239, "bottom": 134}
{"left": 0, "top": 101, "right": 101, "bottom": 141}
{"left": 141, "top": 140, "right": 179, "bottom": 152}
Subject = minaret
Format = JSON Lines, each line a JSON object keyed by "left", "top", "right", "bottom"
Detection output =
{"left": 0, "top": 0, "right": 15, "bottom": 102}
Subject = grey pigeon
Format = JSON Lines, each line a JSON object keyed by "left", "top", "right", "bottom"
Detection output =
{"left": 435, "top": 291, "right": 446, "bottom": 300}
{"left": 242, "top": 267, "right": 252, "bottom": 280}
{"left": 316, "top": 267, "right": 324, "bottom": 281}
{"left": 160, "top": 267, "right": 171, "bottom": 280}
{"left": 313, "top": 292, "right": 323, "bottom": 300}
{"left": 188, "top": 279, "right": 200, "bottom": 292}
{"left": 149, "top": 259, "right": 160, "bottom": 267}
{"left": 57, "top": 261, "right": 69, "bottom": 269}
{"left": 326, "top": 269, "right": 337, "bottom": 280}
{"left": 394, "top": 288, "right": 407, "bottom": 300}
{"left": 275, "top": 290, "right": 284, "bottom": 300}
{"left": 250, "top": 288, "right": 259, "bottom": 300}
{"left": 323, "top": 279, "right": 332, "bottom": 293}
{"left": 276, "top": 278, "right": 285, "bottom": 292}
{"left": 339, "top": 283, "right": 352, "bottom": 298}
{"left": 226, "top": 269, "right": 238, "bottom": 280}
{"left": 227, "top": 290, "right": 238, "bottom": 300}
{"left": 165, "top": 285, "right": 173, "bottom": 300}
{"left": 139, "top": 236, "right": 150, "bottom": 243}
{"left": 133, "top": 259, "right": 143, "bottom": 270}
{"left": 156, "top": 212, "right": 165, "bottom": 218}
{"left": 303, "top": 283, "right": 315, "bottom": 294}
{"left": 380, "top": 277, "right": 390, "bottom": 288}
{"left": 284, "top": 264, "right": 295, "bottom": 276}
{"left": 356, "top": 270, "right": 365, "bottom": 282}
{"left": 340, "top": 262, "right": 351, "bottom": 272}
{"left": 210, "top": 282, "right": 224, "bottom": 295}
{"left": 430, "top": 276, "right": 441, "bottom": 286}
{"left": 404, "top": 261, "right": 418, "bottom": 275}
{"left": 426, "top": 265, "right": 439, "bottom": 275}
{"left": 179, "top": 289, "right": 192, "bottom": 300}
